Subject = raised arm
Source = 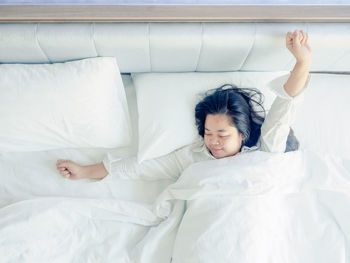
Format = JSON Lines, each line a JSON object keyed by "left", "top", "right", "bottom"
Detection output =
{"left": 259, "top": 29, "right": 312, "bottom": 153}
{"left": 284, "top": 30, "right": 312, "bottom": 97}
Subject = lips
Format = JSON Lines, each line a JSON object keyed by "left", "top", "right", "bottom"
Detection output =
{"left": 211, "top": 148, "right": 222, "bottom": 152}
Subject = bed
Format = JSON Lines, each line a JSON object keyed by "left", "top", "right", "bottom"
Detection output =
{"left": 0, "top": 20, "right": 350, "bottom": 263}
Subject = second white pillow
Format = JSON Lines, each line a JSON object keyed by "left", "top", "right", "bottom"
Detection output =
{"left": 132, "top": 71, "right": 289, "bottom": 163}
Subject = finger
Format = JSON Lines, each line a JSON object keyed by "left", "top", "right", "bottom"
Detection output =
{"left": 300, "top": 30, "right": 306, "bottom": 45}
{"left": 304, "top": 32, "right": 309, "bottom": 44}
{"left": 57, "top": 160, "right": 72, "bottom": 169}
{"left": 56, "top": 159, "right": 67, "bottom": 166}
{"left": 61, "top": 170, "right": 69, "bottom": 175}
{"left": 60, "top": 171, "right": 71, "bottom": 178}
{"left": 286, "top": 32, "right": 294, "bottom": 49}
{"left": 286, "top": 32, "right": 293, "bottom": 45}
{"left": 56, "top": 162, "right": 67, "bottom": 168}
{"left": 58, "top": 167, "right": 67, "bottom": 171}
{"left": 293, "top": 30, "right": 301, "bottom": 47}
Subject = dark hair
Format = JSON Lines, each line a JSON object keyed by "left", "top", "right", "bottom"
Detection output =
{"left": 195, "top": 84, "right": 299, "bottom": 152}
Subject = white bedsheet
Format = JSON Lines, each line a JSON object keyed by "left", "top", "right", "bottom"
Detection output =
{"left": 0, "top": 149, "right": 349, "bottom": 263}
{"left": 0, "top": 148, "right": 171, "bottom": 262}
{"left": 0, "top": 148, "right": 171, "bottom": 205}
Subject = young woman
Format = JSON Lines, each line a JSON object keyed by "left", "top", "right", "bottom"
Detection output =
{"left": 56, "top": 29, "right": 312, "bottom": 181}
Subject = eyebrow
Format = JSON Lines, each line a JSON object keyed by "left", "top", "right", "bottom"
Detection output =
{"left": 205, "top": 128, "right": 227, "bottom": 132}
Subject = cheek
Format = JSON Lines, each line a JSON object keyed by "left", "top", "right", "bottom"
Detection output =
{"left": 223, "top": 136, "right": 241, "bottom": 150}
{"left": 222, "top": 138, "right": 233, "bottom": 148}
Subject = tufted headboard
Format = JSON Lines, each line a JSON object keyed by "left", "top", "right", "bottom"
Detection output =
{"left": 1, "top": 22, "right": 350, "bottom": 73}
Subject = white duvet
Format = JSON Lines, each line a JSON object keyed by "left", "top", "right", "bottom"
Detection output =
{"left": 168, "top": 151, "right": 350, "bottom": 263}
{"left": 0, "top": 149, "right": 349, "bottom": 263}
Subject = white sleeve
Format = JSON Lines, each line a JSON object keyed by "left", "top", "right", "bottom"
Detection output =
{"left": 259, "top": 73, "right": 311, "bottom": 153}
{"left": 102, "top": 146, "right": 192, "bottom": 181}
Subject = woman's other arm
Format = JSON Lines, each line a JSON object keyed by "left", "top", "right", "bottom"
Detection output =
{"left": 56, "top": 145, "right": 192, "bottom": 181}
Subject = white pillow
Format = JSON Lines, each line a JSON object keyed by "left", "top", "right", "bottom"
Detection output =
{"left": 292, "top": 73, "right": 350, "bottom": 159}
{"left": 132, "top": 71, "right": 289, "bottom": 163}
{"left": 0, "top": 57, "right": 132, "bottom": 152}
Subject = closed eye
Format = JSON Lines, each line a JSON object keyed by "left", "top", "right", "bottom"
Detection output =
{"left": 205, "top": 134, "right": 228, "bottom": 137}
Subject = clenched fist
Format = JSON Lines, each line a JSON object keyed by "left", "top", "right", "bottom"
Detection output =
{"left": 286, "top": 29, "right": 312, "bottom": 65}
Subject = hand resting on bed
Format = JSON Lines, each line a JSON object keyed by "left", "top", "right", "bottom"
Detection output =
{"left": 56, "top": 29, "right": 312, "bottom": 180}
{"left": 56, "top": 160, "right": 108, "bottom": 180}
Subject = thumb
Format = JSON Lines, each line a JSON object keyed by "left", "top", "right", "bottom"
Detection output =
{"left": 286, "top": 32, "right": 293, "bottom": 47}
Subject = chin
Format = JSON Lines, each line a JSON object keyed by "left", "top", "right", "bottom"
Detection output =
{"left": 211, "top": 150, "right": 225, "bottom": 159}
{"left": 212, "top": 149, "right": 238, "bottom": 159}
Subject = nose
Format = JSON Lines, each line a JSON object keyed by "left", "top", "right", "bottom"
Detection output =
{"left": 209, "top": 136, "right": 221, "bottom": 145}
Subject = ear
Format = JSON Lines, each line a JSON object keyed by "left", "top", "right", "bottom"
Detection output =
{"left": 240, "top": 133, "right": 245, "bottom": 140}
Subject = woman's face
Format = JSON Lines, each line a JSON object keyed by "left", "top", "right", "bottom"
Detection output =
{"left": 204, "top": 114, "right": 244, "bottom": 159}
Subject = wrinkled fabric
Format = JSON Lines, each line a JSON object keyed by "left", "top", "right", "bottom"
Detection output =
{"left": 1, "top": 150, "right": 348, "bottom": 263}
{"left": 163, "top": 150, "right": 350, "bottom": 263}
